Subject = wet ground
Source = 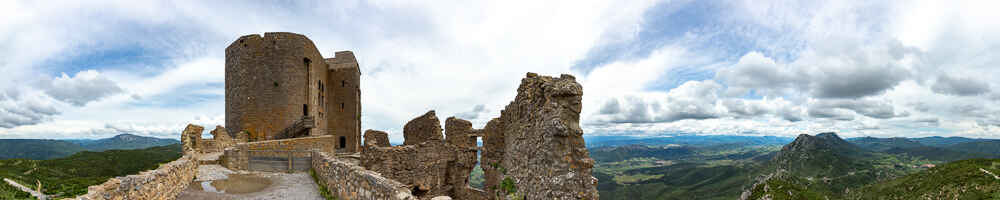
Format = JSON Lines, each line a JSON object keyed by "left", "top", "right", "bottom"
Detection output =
{"left": 176, "top": 165, "right": 323, "bottom": 200}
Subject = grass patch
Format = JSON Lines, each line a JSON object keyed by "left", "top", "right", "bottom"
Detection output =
{"left": 310, "top": 168, "right": 337, "bottom": 200}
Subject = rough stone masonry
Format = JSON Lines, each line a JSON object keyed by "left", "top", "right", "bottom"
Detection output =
{"left": 362, "top": 73, "right": 599, "bottom": 200}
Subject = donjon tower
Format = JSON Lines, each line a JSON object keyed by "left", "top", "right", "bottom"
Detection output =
{"left": 224, "top": 32, "right": 361, "bottom": 153}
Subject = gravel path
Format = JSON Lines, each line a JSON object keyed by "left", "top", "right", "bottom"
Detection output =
{"left": 176, "top": 165, "right": 323, "bottom": 200}
{"left": 3, "top": 178, "right": 47, "bottom": 200}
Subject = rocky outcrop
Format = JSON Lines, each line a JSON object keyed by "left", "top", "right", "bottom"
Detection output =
{"left": 181, "top": 124, "right": 204, "bottom": 154}
{"left": 482, "top": 73, "right": 598, "bottom": 199}
{"left": 403, "top": 111, "right": 444, "bottom": 145}
{"left": 364, "top": 129, "right": 391, "bottom": 147}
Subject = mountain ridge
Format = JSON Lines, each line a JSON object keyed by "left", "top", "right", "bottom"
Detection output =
{"left": 0, "top": 134, "right": 180, "bottom": 160}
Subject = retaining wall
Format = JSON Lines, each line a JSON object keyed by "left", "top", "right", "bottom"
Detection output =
{"left": 222, "top": 135, "right": 335, "bottom": 170}
{"left": 71, "top": 155, "right": 197, "bottom": 200}
{"left": 311, "top": 151, "right": 417, "bottom": 200}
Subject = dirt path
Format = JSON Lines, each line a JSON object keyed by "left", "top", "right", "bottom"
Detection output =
{"left": 176, "top": 165, "right": 323, "bottom": 200}
{"left": 3, "top": 178, "right": 47, "bottom": 200}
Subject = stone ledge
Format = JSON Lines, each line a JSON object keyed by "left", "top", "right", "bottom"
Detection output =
{"left": 70, "top": 155, "right": 197, "bottom": 200}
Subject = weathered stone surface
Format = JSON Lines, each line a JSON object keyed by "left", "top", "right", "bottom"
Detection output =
{"left": 362, "top": 142, "right": 454, "bottom": 197}
{"left": 483, "top": 73, "right": 599, "bottom": 199}
{"left": 403, "top": 110, "right": 443, "bottom": 145}
{"left": 431, "top": 196, "right": 453, "bottom": 200}
{"left": 207, "top": 125, "right": 236, "bottom": 153}
{"left": 222, "top": 135, "right": 335, "bottom": 171}
{"left": 312, "top": 151, "right": 416, "bottom": 200}
{"left": 72, "top": 155, "right": 197, "bottom": 200}
{"left": 235, "top": 130, "right": 250, "bottom": 143}
{"left": 274, "top": 116, "right": 316, "bottom": 139}
{"left": 444, "top": 117, "right": 480, "bottom": 198}
{"left": 364, "top": 129, "right": 391, "bottom": 147}
{"left": 181, "top": 124, "right": 204, "bottom": 154}
{"left": 225, "top": 32, "right": 361, "bottom": 149}
{"left": 481, "top": 118, "right": 505, "bottom": 195}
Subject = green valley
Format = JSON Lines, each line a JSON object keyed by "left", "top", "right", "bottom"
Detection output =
{"left": 0, "top": 144, "right": 182, "bottom": 199}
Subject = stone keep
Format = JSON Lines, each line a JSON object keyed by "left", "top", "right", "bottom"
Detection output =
{"left": 225, "top": 32, "right": 362, "bottom": 153}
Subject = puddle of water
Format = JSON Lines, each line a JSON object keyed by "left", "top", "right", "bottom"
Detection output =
{"left": 192, "top": 174, "right": 273, "bottom": 194}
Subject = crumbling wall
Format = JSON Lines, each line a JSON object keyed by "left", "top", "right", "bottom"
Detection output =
{"left": 225, "top": 32, "right": 329, "bottom": 141}
{"left": 403, "top": 111, "right": 444, "bottom": 145}
{"left": 482, "top": 73, "right": 599, "bottom": 199}
{"left": 312, "top": 151, "right": 416, "bottom": 200}
{"left": 364, "top": 129, "right": 391, "bottom": 147}
{"left": 75, "top": 124, "right": 202, "bottom": 200}
{"left": 181, "top": 124, "right": 203, "bottom": 154}
{"left": 222, "top": 135, "right": 335, "bottom": 170}
{"left": 362, "top": 111, "right": 453, "bottom": 197}
{"left": 72, "top": 155, "right": 197, "bottom": 200}
{"left": 362, "top": 112, "right": 488, "bottom": 199}
{"left": 444, "top": 117, "right": 488, "bottom": 200}
{"left": 210, "top": 125, "right": 236, "bottom": 151}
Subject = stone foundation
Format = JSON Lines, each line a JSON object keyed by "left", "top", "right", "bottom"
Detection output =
{"left": 71, "top": 155, "right": 197, "bottom": 200}
{"left": 311, "top": 151, "right": 416, "bottom": 200}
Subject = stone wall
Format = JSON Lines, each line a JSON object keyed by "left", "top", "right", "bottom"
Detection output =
{"left": 311, "top": 151, "right": 416, "bottom": 200}
{"left": 222, "top": 135, "right": 335, "bottom": 170}
{"left": 71, "top": 155, "right": 197, "bottom": 200}
{"left": 225, "top": 32, "right": 330, "bottom": 141}
{"left": 326, "top": 51, "right": 362, "bottom": 153}
{"left": 481, "top": 73, "right": 599, "bottom": 199}
{"left": 362, "top": 112, "right": 488, "bottom": 199}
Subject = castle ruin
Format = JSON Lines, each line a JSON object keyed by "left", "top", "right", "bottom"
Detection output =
{"left": 225, "top": 32, "right": 361, "bottom": 152}
{"left": 73, "top": 32, "right": 599, "bottom": 200}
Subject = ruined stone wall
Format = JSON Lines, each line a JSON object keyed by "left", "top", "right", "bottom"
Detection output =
{"left": 221, "top": 135, "right": 335, "bottom": 170}
{"left": 481, "top": 73, "right": 599, "bottom": 199}
{"left": 311, "top": 152, "right": 416, "bottom": 200}
{"left": 362, "top": 142, "right": 454, "bottom": 197}
{"left": 361, "top": 112, "right": 488, "bottom": 199}
{"left": 71, "top": 155, "right": 197, "bottom": 200}
{"left": 325, "top": 51, "right": 362, "bottom": 153}
{"left": 225, "top": 32, "right": 329, "bottom": 141}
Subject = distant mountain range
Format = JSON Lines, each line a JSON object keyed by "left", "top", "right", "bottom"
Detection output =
{"left": 0, "top": 134, "right": 179, "bottom": 160}
{"left": 744, "top": 133, "right": 1000, "bottom": 199}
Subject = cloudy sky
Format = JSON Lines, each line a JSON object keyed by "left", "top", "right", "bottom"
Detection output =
{"left": 1, "top": 1, "right": 998, "bottom": 141}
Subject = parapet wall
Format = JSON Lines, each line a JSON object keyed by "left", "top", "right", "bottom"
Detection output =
{"left": 311, "top": 152, "right": 416, "bottom": 200}
{"left": 222, "top": 135, "right": 335, "bottom": 170}
{"left": 72, "top": 155, "right": 197, "bottom": 200}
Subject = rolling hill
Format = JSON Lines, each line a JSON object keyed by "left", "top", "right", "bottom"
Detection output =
{"left": 0, "top": 134, "right": 179, "bottom": 160}
{"left": 0, "top": 144, "right": 182, "bottom": 198}
{"left": 851, "top": 158, "right": 1000, "bottom": 199}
